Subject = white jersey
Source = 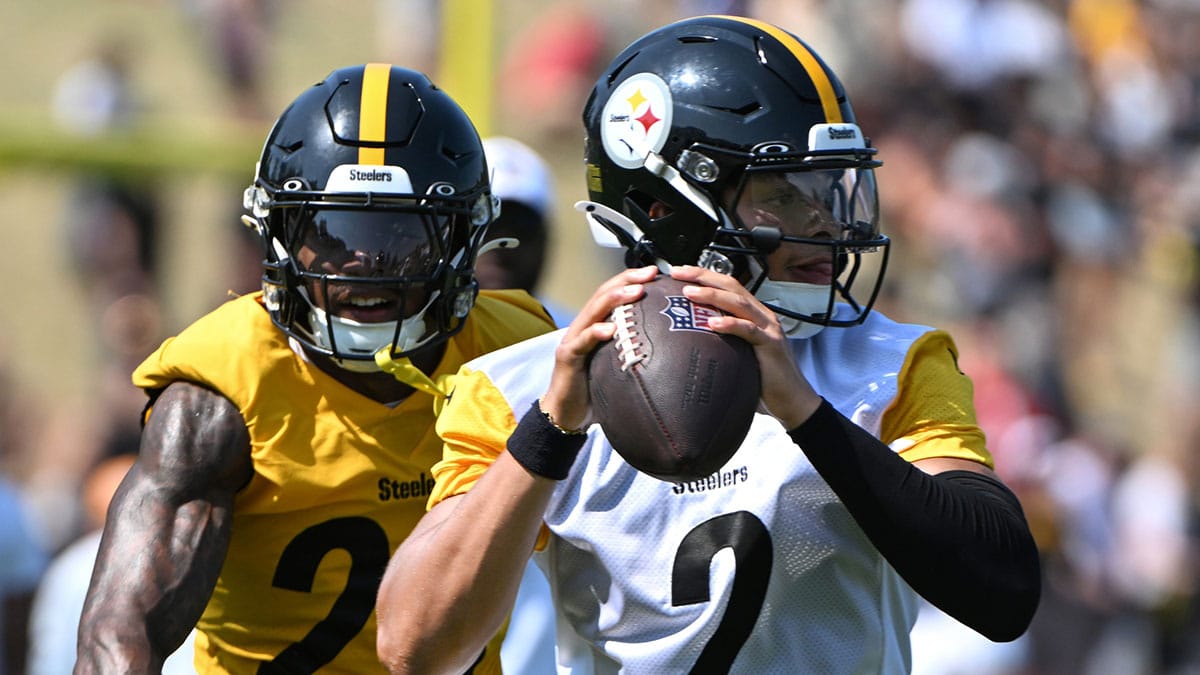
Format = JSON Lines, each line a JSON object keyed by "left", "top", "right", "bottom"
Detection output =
{"left": 432, "top": 308, "right": 990, "bottom": 674}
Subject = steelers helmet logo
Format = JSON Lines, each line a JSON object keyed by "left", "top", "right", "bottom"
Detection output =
{"left": 600, "top": 72, "right": 673, "bottom": 169}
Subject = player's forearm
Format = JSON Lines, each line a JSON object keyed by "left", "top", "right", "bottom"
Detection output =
{"left": 76, "top": 477, "right": 233, "bottom": 672}
{"left": 77, "top": 588, "right": 204, "bottom": 674}
{"left": 73, "top": 617, "right": 159, "bottom": 675}
{"left": 376, "top": 451, "right": 554, "bottom": 674}
{"left": 787, "top": 399, "right": 1041, "bottom": 642}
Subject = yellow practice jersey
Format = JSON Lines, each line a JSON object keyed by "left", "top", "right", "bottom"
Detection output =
{"left": 133, "top": 291, "right": 554, "bottom": 674}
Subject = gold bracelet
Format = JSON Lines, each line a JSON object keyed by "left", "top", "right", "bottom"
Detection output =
{"left": 538, "top": 398, "right": 587, "bottom": 435}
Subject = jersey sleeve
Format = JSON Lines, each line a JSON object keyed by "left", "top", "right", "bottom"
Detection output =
{"left": 881, "top": 330, "right": 994, "bottom": 468}
{"left": 428, "top": 367, "right": 519, "bottom": 509}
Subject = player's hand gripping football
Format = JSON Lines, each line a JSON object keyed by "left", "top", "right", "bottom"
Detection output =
{"left": 540, "top": 265, "right": 659, "bottom": 431}
{"left": 668, "top": 265, "right": 824, "bottom": 430}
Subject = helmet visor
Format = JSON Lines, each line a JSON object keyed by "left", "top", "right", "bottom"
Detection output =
{"left": 731, "top": 168, "right": 879, "bottom": 243}
{"left": 290, "top": 207, "right": 451, "bottom": 279}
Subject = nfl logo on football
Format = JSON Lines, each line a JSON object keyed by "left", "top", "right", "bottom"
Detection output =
{"left": 661, "top": 296, "right": 720, "bottom": 333}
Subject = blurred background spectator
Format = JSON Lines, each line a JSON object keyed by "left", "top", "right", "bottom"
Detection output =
{"left": 0, "top": 475, "right": 46, "bottom": 675}
{"left": 26, "top": 444, "right": 197, "bottom": 674}
{"left": 0, "top": 353, "right": 49, "bottom": 675}
{"left": 479, "top": 135, "right": 577, "bottom": 326}
{"left": 173, "top": 0, "right": 279, "bottom": 122}
{"left": 3, "top": 1, "right": 1199, "bottom": 673}
{"left": 27, "top": 449, "right": 134, "bottom": 675}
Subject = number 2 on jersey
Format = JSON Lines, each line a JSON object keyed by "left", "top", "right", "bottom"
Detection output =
{"left": 259, "top": 517, "right": 390, "bottom": 674}
{"left": 671, "top": 511, "right": 773, "bottom": 675}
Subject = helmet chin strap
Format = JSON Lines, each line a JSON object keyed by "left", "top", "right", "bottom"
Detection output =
{"left": 305, "top": 295, "right": 454, "bottom": 406}
{"left": 373, "top": 349, "right": 453, "bottom": 402}
{"left": 754, "top": 279, "right": 831, "bottom": 340}
{"left": 477, "top": 237, "right": 520, "bottom": 255}
{"left": 575, "top": 201, "right": 673, "bottom": 273}
{"left": 576, "top": 200, "right": 643, "bottom": 249}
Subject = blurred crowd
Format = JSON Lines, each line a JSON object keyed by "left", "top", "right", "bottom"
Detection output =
{"left": 836, "top": 1, "right": 1200, "bottom": 673}
{"left": 1, "top": 0, "right": 1197, "bottom": 673}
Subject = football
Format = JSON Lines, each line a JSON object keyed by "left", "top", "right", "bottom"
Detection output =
{"left": 588, "top": 275, "right": 761, "bottom": 482}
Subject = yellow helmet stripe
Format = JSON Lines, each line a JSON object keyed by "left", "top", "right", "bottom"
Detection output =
{"left": 359, "top": 63, "right": 391, "bottom": 165}
{"left": 709, "top": 16, "right": 843, "bottom": 124}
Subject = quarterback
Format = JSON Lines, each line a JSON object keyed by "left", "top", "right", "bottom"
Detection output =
{"left": 377, "top": 16, "right": 1041, "bottom": 675}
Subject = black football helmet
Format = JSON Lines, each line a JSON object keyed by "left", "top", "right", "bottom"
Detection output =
{"left": 580, "top": 16, "right": 889, "bottom": 337}
{"left": 243, "top": 63, "right": 497, "bottom": 369}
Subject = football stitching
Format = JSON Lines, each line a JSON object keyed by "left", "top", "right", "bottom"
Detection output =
{"left": 632, "top": 353, "right": 683, "bottom": 467}
{"left": 618, "top": 299, "right": 685, "bottom": 470}
{"left": 611, "top": 303, "right": 647, "bottom": 372}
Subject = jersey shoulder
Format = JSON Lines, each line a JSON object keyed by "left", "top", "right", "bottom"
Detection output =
{"left": 462, "top": 328, "right": 563, "bottom": 393}
{"left": 464, "top": 289, "right": 557, "bottom": 353}
{"left": 837, "top": 312, "right": 990, "bottom": 465}
{"left": 132, "top": 294, "right": 279, "bottom": 390}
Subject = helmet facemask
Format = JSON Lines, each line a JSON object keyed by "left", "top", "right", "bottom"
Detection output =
{"left": 247, "top": 169, "right": 493, "bottom": 368}
{"left": 710, "top": 138, "right": 890, "bottom": 337}
{"left": 584, "top": 130, "right": 890, "bottom": 339}
{"left": 244, "top": 64, "right": 496, "bottom": 374}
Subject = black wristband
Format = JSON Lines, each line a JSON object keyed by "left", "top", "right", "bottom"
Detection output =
{"left": 507, "top": 401, "right": 588, "bottom": 480}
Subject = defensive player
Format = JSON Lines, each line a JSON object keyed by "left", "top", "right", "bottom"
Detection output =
{"left": 375, "top": 16, "right": 1041, "bottom": 674}
{"left": 75, "top": 64, "right": 555, "bottom": 673}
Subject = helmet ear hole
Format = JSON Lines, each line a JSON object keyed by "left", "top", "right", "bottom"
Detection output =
{"left": 624, "top": 242, "right": 659, "bottom": 269}
{"left": 645, "top": 201, "right": 673, "bottom": 220}
{"left": 622, "top": 194, "right": 655, "bottom": 227}
{"left": 625, "top": 190, "right": 657, "bottom": 213}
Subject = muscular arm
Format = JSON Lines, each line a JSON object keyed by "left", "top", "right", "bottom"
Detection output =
{"left": 75, "top": 381, "right": 252, "bottom": 674}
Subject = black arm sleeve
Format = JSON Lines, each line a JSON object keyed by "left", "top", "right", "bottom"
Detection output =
{"left": 788, "top": 399, "right": 1041, "bottom": 642}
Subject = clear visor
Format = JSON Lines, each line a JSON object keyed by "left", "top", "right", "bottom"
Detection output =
{"left": 731, "top": 168, "right": 879, "bottom": 243}
{"left": 289, "top": 207, "right": 450, "bottom": 279}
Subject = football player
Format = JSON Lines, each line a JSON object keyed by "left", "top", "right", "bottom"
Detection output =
{"left": 376, "top": 16, "right": 1041, "bottom": 674}
{"left": 75, "top": 64, "right": 556, "bottom": 674}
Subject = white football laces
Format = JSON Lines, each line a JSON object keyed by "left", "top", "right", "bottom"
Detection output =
{"left": 610, "top": 303, "right": 646, "bottom": 372}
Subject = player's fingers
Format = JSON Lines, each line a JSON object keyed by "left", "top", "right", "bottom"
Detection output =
{"left": 670, "top": 266, "right": 767, "bottom": 318}
{"left": 556, "top": 322, "right": 617, "bottom": 367}
{"left": 563, "top": 267, "right": 656, "bottom": 343}
{"left": 678, "top": 282, "right": 778, "bottom": 340}
{"left": 556, "top": 265, "right": 657, "bottom": 369}
{"left": 667, "top": 267, "right": 813, "bottom": 421}
{"left": 545, "top": 283, "right": 637, "bottom": 431}
{"left": 668, "top": 264, "right": 743, "bottom": 292}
